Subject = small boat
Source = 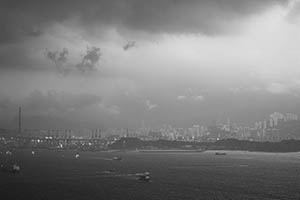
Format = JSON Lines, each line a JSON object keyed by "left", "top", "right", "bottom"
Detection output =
{"left": 112, "top": 156, "right": 122, "bottom": 161}
{"left": 31, "top": 151, "right": 35, "bottom": 155}
{"left": 12, "top": 164, "right": 20, "bottom": 173}
{"left": 102, "top": 169, "right": 116, "bottom": 174}
{"left": 1, "top": 163, "right": 20, "bottom": 174}
{"left": 75, "top": 153, "right": 80, "bottom": 159}
{"left": 135, "top": 172, "right": 151, "bottom": 182}
{"left": 215, "top": 152, "right": 226, "bottom": 155}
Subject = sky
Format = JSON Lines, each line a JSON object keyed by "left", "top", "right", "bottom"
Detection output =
{"left": 1, "top": 0, "right": 300, "bottom": 130}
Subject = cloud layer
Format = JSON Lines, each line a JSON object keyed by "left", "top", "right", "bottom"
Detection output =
{"left": 1, "top": 0, "right": 300, "bottom": 129}
{"left": 0, "top": 0, "right": 289, "bottom": 44}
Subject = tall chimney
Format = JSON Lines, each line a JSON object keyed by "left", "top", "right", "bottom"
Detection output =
{"left": 18, "top": 107, "right": 21, "bottom": 134}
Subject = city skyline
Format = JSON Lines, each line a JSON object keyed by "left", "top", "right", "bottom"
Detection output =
{"left": 2, "top": 105, "right": 300, "bottom": 130}
{"left": 3, "top": 107, "right": 299, "bottom": 143}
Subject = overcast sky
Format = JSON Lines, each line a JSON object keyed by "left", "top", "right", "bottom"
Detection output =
{"left": 1, "top": 0, "right": 300, "bottom": 129}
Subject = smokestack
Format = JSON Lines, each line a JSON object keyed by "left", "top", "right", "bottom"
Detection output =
{"left": 18, "top": 107, "right": 21, "bottom": 134}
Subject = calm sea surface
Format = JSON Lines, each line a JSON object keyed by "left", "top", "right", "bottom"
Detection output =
{"left": 1, "top": 150, "right": 300, "bottom": 200}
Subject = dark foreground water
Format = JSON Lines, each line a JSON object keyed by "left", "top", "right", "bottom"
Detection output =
{"left": 1, "top": 150, "right": 300, "bottom": 200}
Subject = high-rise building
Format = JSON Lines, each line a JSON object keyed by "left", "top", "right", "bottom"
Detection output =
{"left": 269, "top": 118, "right": 273, "bottom": 128}
{"left": 286, "top": 113, "right": 298, "bottom": 121}
{"left": 263, "top": 121, "right": 267, "bottom": 129}
{"left": 192, "top": 125, "right": 200, "bottom": 137}
{"left": 270, "top": 112, "right": 285, "bottom": 126}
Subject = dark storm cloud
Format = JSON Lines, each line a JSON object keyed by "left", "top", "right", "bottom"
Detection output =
{"left": 286, "top": 0, "right": 300, "bottom": 21}
{"left": 123, "top": 41, "right": 136, "bottom": 51}
{"left": 45, "top": 48, "right": 70, "bottom": 76}
{"left": 45, "top": 46, "right": 101, "bottom": 75}
{"left": 0, "top": 0, "right": 288, "bottom": 44}
{"left": 76, "top": 47, "right": 101, "bottom": 73}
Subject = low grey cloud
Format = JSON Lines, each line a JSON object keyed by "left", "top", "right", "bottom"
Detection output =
{"left": 45, "top": 48, "right": 70, "bottom": 76}
{"left": 193, "top": 96, "right": 205, "bottom": 101}
{"left": 177, "top": 95, "right": 204, "bottom": 102}
{"left": 0, "top": 98, "right": 15, "bottom": 112}
{"left": 1, "top": 0, "right": 300, "bottom": 129}
{"left": 23, "top": 27, "right": 43, "bottom": 37}
{"left": 0, "top": 0, "right": 289, "bottom": 45}
{"left": 145, "top": 100, "right": 157, "bottom": 111}
{"left": 177, "top": 95, "right": 187, "bottom": 101}
{"left": 45, "top": 46, "right": 101, "bottom": 75}
{"left": 123, "top": 41, "right": 136, "bottom": 51}
{"left": 177, "top": 88, "right": 205, "bottom": 102}
{"left": 285, "top": 0, "right": 300, "bottom": 21}
{"left": 24, "top": 90, "right": 102, "bottom": 115}
{"left": 98, "top": 104, "right": 121, "bottom": 116}
{"left": 266, "top": 82, "right": 291, "bottom": 94}
{"left": 76, "top": 46, "right": 101, "bottom": 73}
{"left": 0, "top": 90, "right": 103, "bottom": 128}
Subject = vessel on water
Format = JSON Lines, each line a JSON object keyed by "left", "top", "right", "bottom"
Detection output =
{"left": 135, "top": 172, "right": 150, "bottom": 182}
{"left": 75, "top": 152, "right": 80, "bottom": 158}
{"left": 1, "top": 163, "right": 20, "bottom": 174}
{"left": 138, "top": 149, "right": 205, "bottom": 153}
{"left": 215, "top": 152, "right": 226, "bottom": 155}
{"left": 112, "top": 156, "right": 122, "bottom": 161}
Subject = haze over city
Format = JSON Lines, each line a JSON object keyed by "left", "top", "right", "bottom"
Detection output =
{"left": 1, "top": 0, "right": 300, "bottom": 130}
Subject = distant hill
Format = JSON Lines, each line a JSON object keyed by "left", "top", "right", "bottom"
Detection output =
{"left": 108, "top": 137, "right": 300, "bottom": 152}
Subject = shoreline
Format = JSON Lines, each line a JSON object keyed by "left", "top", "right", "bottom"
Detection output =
{"left": 138, "top": 149, "right": 205, "bottom": 153}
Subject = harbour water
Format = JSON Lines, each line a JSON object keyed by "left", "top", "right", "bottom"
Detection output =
{"left": 1, "top": 150, "right": 300, "bottom": 200}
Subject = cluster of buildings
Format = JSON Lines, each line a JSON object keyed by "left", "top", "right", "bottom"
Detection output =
{"left": 0, "top": 111, "right": 299, "bottom": 149}
{"left": 250, "top": 112, "right": 299, "bottom": 141}
{"left": 122, "top": 112, "right": 300, "bottom": 142}
{"left": 254, "top": 112, "right": 298, "bottom": 130}
{"left": 207, "top": 112, "right": 299, "bottom": 142}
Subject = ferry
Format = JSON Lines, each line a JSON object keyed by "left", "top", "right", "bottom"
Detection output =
{"left": 135, "top": 172, "right": 150, "bottom": 182}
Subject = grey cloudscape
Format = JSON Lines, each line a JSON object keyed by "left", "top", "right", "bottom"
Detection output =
{"left": 0, "top": 0, "right": 288, "bottom": 44}
{"left": 0, "top": 90, "right": 122, "bottom": 128}
{"left": 1, "top": 0, "right": 300, "bottom": 129}
{"left": 45, "top": 46, "right": 102, "bottom": 75}
{"left": 1, "top": 88, "right": 299, "bottom": 129}
{"left": 0, "top": 90, "right": 102, "bottom": 115}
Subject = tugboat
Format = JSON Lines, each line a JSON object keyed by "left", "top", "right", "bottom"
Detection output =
{"left": 135, "top": 172, "right": 151, "bottom": 182}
